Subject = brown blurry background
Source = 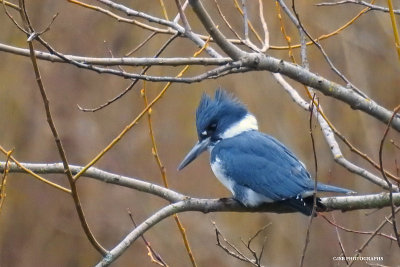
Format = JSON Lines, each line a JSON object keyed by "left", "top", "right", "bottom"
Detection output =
{"left": 1, "top": 0, "right": 400, "bottom": 266}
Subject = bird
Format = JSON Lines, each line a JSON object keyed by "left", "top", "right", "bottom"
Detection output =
{"left": 177, "top": 88, "right": 355, "bottom": 216}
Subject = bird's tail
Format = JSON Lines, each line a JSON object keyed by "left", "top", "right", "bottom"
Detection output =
{"left": 282, "top": 183, "right": 355, "bottom": 216}
{"left": 315, "top": 183, "right": 355, "bottom": 195}
{"left": 280, "top": 197, "right": 323, "bottom": 216}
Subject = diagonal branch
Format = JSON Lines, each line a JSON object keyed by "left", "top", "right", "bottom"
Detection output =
{"left": 189, "top": 0, "right": 245, "bottom": 59}
{"left": 2, "top": 41, "right": 399, "bottom": 134}
{"left": 378, "top": 105, "right": 400, "bottom": 246}
{"left": 79, "top": 32, "right": 180, "bottom": 112}
{"left": 189, "top": 0, "right": 400, "bottom": 132}
{"left": 19, "top": 0, "right": 107, "bottom": 255}
{"left": 273, "top": 73, "right": 398, "bottom": 190}
{"left": 94, "top": 192, "right": 400, "bottom": 266}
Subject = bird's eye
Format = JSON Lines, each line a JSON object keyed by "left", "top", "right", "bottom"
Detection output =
{"left": 207, "top": 123, "right": 217, "bottom": 132}
{"left": 201, "top": 123, "right": 217, "bottom": 137}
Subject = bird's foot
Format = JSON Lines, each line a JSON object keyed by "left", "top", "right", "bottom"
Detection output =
{"left": 218, "top": 197, "right": 232, "bottom": 204}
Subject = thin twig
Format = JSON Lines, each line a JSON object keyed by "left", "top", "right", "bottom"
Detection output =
{"left": 331, "top": 214, "right": 349, "bottom": 265}
{"left": 277, "top": 0, "right": 400, "bottom": 184}
{"left": 241, "top": 0, "right": 249, "bottom": 41}
{"left": 300, "top": 95, "right": 319, "bottom": 267}
{"left": 125, "top": 32, "right": 157, "bottom": 56}
{"left": 387, "top": 0, "right": 400, "bottom": 61}
{"left": 275, "top": 2, "right": 296, "bottom": 62}
{"left": 2, "top": 0, "right": 27, "bottom": 33}
{"left": 19, "top": 0, "right": 107, "bottom": 255}
{"left": 316, "top": 1, "right": 400, "bottom": 14}
{"left": 0, "top": 0, "right": 20, "bottom": 10}
{"left": 214, "top": 222, "right": 254, "bottom": 264}
{"left": 142, "top": 81, "right": 198, "bottom": 267}
{"left": 214, "top": 0, "right": 245, "bottom": 45}
{"left": 0, "top": 149, "right": 13, "bottom": 216}
{"left": 391, "top": 139, "right": 400, "bottom": 150}
{"left": 233, "top": 0, "right": 263, "bottom": 45}
{"left": 190, "top": 0, "right": 245, "bottom": 59}
{"left": 274, "top": 0, "right": 374, "bottom": 51}
{"left": 127, "top": 208, "right": 168, "bottom": 267}
{"left": 257, "top": 0, "right": 269, "bottom": 52}
{"left": 67, "top": 0, "right": 380, "bottom": 52}
{"left": 213, "top": 0, "right": 262, "bottom": 52}
{"left": 175, "top": 0, "right": 191, "bottom": 32}
{"left": 349, "top": 206, "right": 400, "bottom": 266}
{"left": 68, "top": 0, "right": 171, "bottom": 34}
{"left": 173, "top": 0, "right": 188, "bottom": 23}
{"left": 288, "top": 0, "right": 367, "bottom": 98}
{"left": 378, "top": 105, "right": 400, "bottom": 247}
{"left": 78, "top": 32, "right": 179, "bottom": 112}
{"left": 0, "top": 145, "right": 71, "bottom": 193}
{"left": 158, "top": 0, "right": 169, "bottom": 20}
{"left": 73, "top": 35, "right": 212, "bottom": 182}
{"left": 272, "top": 72, "right": 398, "bottom": 190}
{"left": 24, "top": 35, "right": 237, "bottom": 84}
{"left": 321, "top": 214, "right": 397, "bottom": 242}
{"left": 213, "top": 221, "right": 268, "bottom": 266}
{"left": 98, "top": 0, "right": 221, "bottom": 58}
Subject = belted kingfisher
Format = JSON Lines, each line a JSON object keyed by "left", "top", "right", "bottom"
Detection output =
{"left": 178, "top": 89, "right": 354, "bottom": 216}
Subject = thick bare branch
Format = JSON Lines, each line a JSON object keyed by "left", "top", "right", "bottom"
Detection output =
{"left": 0, "top": 161, "right": 184, "bottom": 202}
{"left": 1, "top": 159, "right": 400, "bottom": 265}
{"left": 94, "top": 192, "right": 400, "bottom": 266}
{"left": 3, "top": 41, "right": 399, "bottom": 133}
{"left": 1, "top": 161, "right": 399, "bottom": 213}
{"left": 189, "top": 0, "right": 245, "bottom": 59}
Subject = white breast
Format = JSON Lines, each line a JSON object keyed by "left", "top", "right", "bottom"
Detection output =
{"left": 210, "top": 157, "right": 235, "bottom": 194}
{"left": 210, "top": 157, "right": 274, "bottom": 206}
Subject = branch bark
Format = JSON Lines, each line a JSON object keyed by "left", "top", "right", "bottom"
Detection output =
{"left": 189, "top": 0, "right": 400, "bottom": 132}
{"left": 1, "top": 161, "right": 399, "bottom": 212}
{"left": 0, "top": 43, "right": 231, "bottom": 66}
{"left": 94, "top": 192, "right": 400, "bottom": 266}
{"left": 2, "top": 161, "right": 400, "bottom": 266}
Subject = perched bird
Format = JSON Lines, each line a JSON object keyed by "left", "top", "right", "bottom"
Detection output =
{"left": 178, "top": 89, "right": 354, "bottom": 216}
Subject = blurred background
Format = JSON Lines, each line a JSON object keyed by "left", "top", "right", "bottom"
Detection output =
{"left": 1, "top": 0, "right": 400, "bottom": 266}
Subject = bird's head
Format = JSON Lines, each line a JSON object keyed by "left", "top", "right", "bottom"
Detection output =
{"left": 178, "top": 88, "right": 258, "bottom": 170}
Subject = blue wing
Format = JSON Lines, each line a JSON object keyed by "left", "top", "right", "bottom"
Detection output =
{"left": 211, "top": 131, "right": 343, "bottom": 201}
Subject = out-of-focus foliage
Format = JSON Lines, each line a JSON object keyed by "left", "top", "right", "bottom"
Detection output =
{"left": 0, "top": 0, "right": 399, "bottom": 266}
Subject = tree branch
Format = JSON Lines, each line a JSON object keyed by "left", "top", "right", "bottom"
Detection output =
{"left": 94, "top": 192, "right": 400, "bottom": 266}
{"left": 1, "top": 160, "right": 400, "bottom": 265}
{"left": 0, "top": 161, "right": 184, "bottom": 202}
{"left": 2, "top": 40, "right": 399, "bottom": 133}
{"left": 189, "top": 0, "right": 400, "bottom": 132}
{"left": 0, "top": 43, "right": 231, "bottom": 66}
{"left": 1, "top": 161, "right": 400, "bottom": 213}
{"left": 97, "top": 0, "right": 221, "bottom": 58}
{"left": 316, "top": 1, "right": 400, "bottom": 14}
{"left": 189, "top": 0, "right": 245, "bottom": 59}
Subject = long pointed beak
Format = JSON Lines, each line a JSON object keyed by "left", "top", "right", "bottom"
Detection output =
{"left": 177, "top": 138, "right": 210, "bottom": 171}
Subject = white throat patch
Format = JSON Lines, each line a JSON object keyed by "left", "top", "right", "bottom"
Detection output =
{"left": 221, "top": 114, "right": 258, "bottom": 139}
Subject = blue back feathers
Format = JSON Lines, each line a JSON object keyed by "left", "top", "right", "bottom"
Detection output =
{"left": 182, "top": 88, "right": 355, "bottom": 216}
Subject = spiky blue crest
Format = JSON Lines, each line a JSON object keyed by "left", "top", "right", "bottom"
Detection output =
{"left": 195, "top": 88, "right": 248, "bottom": 141}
